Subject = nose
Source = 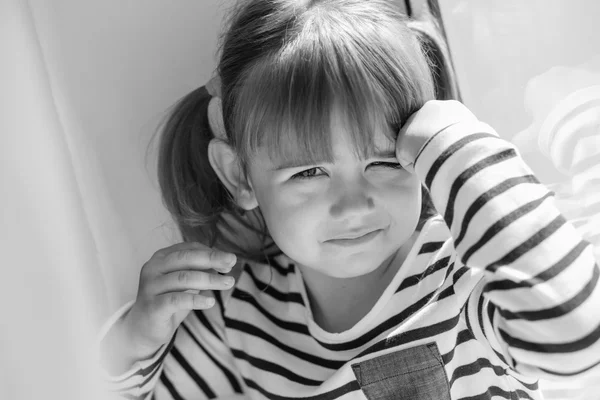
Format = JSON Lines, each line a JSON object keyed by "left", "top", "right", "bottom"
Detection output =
{"left": 329, "top": 178, "right": 375, "bottom": 219}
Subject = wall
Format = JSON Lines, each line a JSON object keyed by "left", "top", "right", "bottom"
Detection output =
{"left": 29, "top": 0, "right": 234, "bottom": 322}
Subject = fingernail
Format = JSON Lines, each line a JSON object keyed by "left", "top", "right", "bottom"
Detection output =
{"left": 223, "top": 276, "right": 235, "bottom": 286}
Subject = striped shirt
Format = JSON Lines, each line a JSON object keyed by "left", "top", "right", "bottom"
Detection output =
{"left": 98, "top": 117, "right": 600, "bottom": 399}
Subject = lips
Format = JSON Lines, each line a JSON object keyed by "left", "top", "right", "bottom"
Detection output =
{"left": 325, "top": 229, "right": 382, "bottom": 247}
{"left": 331, "top": 230, "right": 377, "bottom": 240}
{"left": 328, "top": 223, "right": 385, "bottom": 241}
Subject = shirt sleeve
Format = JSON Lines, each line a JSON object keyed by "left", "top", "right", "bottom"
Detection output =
{"left": 411, "top": 116, "right": 600, "bottom": 380}
{"left": 95, "top": 300, "right": 177, "bottom": 399}
{"left": 96, "top": 291, "right": 246, "bottom": 399}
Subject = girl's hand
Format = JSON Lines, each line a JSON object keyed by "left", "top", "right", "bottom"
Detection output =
{"left": 123, "top": 242, "right": 237, "bottom": 355}
{"left": 396, "top": 100, "right": 478, "bottom": 172}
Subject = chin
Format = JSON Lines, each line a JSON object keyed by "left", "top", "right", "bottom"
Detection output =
{"left": 323, "top": 250, "right": 394, "bottom": 279}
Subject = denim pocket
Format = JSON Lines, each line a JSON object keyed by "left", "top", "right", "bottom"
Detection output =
{"left": 351, "top": 342, "right": 451, "bottom": 400}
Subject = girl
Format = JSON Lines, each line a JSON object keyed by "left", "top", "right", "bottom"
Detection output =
{"left": 98, "top": 1, "right": 600, "bottom": 399}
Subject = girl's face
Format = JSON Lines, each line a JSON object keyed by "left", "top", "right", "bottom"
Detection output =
{"left": 245, "top": 112, "right": 422, "bottom": 278}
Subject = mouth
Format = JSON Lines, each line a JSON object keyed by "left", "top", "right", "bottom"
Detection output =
{"left": 325, "top": 229, "right": 382, "bottom": 247}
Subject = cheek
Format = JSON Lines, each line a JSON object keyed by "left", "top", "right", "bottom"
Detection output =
{"left": 254, "top": 186, "right": 319, "bottom": 244}
{"left": 383, "top": 176, "right": 422, "bottom": 221}
{"left": 253, "top": 174, "right": 421, "bottom": 254}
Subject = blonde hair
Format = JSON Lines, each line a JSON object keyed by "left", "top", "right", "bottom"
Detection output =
{"left": 155, "top": 0, "right": 457, "bottom": 259}
{"left": 221, "top": 0, "right": 434, "bottom": 170}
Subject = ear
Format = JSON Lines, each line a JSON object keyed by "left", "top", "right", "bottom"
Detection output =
{"left": 208, "top": 139, "right": 259, "bottom": 211}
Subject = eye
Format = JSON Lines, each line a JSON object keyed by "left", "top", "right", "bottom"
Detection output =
{"left": 368, "top": 162, "right": 403, "bottom": 170}
{"left": 291, "top": 167, "right": 326, "bottom": 180}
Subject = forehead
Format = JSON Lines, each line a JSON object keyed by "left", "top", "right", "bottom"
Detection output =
{"left": 328, "top": 112, "right": 397, "bottom": 158}
{"left": 257, "top": 114, "right": 398, "bottom": 171}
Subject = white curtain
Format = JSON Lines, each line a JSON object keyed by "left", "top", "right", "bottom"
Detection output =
{"left": 2, "top": 0, "right": 598, "bottom": 399}
{"left": 2, "top": 0, "right": 226, "bottom": 398}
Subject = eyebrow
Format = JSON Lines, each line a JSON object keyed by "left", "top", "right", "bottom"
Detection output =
{"left": 273, "top": 149, "right": 397, "bottom": 170}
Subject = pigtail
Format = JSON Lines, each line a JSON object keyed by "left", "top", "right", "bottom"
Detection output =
{"left": 154, "top": 85, "right": 279, "bottom": 260}
{"left": 155, "top": 86, "right": 232, "bottom": 246}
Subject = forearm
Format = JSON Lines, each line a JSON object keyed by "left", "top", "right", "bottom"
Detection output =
{"left": 96, "top": 301, "right": 175, "bottom": 397}
{"left": 413, "top": 116, "right": 600, "bottom": 377}
{"left": 99, "top": 311, "right": 162, "bottom": 376}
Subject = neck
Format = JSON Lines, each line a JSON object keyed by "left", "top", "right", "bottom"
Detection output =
{"left": 299, "top": 230, "right": 420, "bottom": 333}
{"left": 217, "top": 210, "right": 280, "bottom": 257}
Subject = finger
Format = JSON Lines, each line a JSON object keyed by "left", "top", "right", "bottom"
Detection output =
{"left": 150, "top": 270, "right": 235, "bottom": 295}
{"left": 155, "top": 292, "right": 216, "bottom": 317}
{"left": 160, "top": 247, "right": 237, "bottom": 274}
{"left": 153, "top": 241, "right": 208, "bottom": 258}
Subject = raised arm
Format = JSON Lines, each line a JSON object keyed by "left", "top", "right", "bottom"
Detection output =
{"left": 397, "top": 100, "right": 600, "bottom": 380}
